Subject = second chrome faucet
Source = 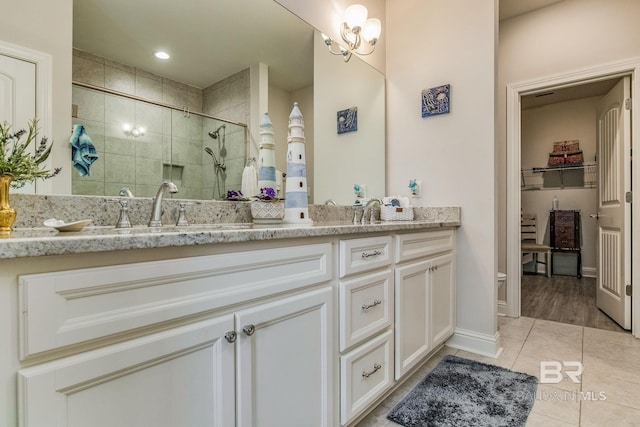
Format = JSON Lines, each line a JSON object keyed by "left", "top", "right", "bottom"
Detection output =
{"left": 148, "top": 181, "right": 178, "bottom": 227}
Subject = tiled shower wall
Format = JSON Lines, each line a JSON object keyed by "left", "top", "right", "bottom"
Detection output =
{"left": 72, "top": 49, "right": 203, "bottom": 113}
{"left": 71, "top": 49, "right": 247, "bottom": 199}
{"left": 202, "top": 69, "right": 250, "bottom": 195}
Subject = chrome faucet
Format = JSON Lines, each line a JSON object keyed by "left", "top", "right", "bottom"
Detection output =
{"left": 362, "top": 198, "right": 383, "bottom": 224}
{"left": 148, "top": 181, "right": 178, "bottom": 227}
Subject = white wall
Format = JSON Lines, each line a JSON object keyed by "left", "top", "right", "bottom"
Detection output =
{"left": 1, "top": 0, "right": 72, "bottom": 195}
{"left": 386, "top": 0, "right": 499, "bottom": 354}
{"left": 498, "top": 0, "right": 640, "bottom": 273}
{"left": 521, "top": 97, "right": 599, "bottom": 275}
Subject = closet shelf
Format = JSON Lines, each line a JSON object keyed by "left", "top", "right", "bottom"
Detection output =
{"left": 521, "top": 161, "right": 597, "bottom": 191}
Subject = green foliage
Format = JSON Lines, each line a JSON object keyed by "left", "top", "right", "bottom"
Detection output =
{"left": 0, "top": 119, "right": 61, "bottom": 188}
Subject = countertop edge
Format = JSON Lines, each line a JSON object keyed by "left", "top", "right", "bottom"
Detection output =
{"left": 0, "top": 220, "right": 460, "bottom": 259}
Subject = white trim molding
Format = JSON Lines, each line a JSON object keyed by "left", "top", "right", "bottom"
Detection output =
{"left": 506, "top": 57, "right": 640, "bottom": 338}
{"left": 446, "top": 328, "right": 503, "bottom": 358}
{"left": 0, "top": 39, "right": 53, "bottom": 194}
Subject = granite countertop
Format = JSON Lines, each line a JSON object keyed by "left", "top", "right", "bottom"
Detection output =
{"left": 0, "top": 219, "right": 460, "bottom": 259}
{"left": 2, "top": 194, "right": 460, "bottom": 259}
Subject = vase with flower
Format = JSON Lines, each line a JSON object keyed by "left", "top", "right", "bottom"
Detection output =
{"left": 250, "top": 187, "right": 284, "bottom": 224}
{"left": 0, "top": 119, "right": 60, "bottom": 235}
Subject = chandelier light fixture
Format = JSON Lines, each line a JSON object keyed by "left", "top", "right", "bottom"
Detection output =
{"left": 322, "top": 4, "right": 381, "bottom": 62}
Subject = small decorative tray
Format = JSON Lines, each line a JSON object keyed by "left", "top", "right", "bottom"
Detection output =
{"left": 44, "top": 218, "right": 92, "bottom": 232}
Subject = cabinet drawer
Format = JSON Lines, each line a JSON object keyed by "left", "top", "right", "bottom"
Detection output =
{"left": 340, "top": 329, "right": 394, "bottom": 425}
{"left": 339, "top": 270, "right": 393, "bottom": 351}
{"left": 18, "top": 243, "right": 331, "bottom": 359}
{"left": 339, "top": 236, "right": 392, "bottom": 278}
{"left": 395, "top": 229, "right": 454, "bottom": 263}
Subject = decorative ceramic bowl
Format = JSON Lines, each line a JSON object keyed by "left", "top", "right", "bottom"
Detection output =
{"left": 250, "top": 201, "right": 284, "bottom": 224}
{"left": 43, "top": 218, "right": 92, "bottom": 232}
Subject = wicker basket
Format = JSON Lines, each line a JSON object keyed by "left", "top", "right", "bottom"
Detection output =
{"left": 552, "top": 140, "right": 580, "bottom": 153}
{"left": 380, "top": 205, "right": 414, "bottom": 221}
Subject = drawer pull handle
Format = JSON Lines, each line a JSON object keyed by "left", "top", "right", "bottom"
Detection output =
{"left": 242, "top": 324, "right": 256, "bottom": 336}
{"left": 361, "top": 250, "right": 382, "bottom": 259}
{"left": 362, "top": 363, "right": 382, "bottom": 378}
{"left": 362, "top": 299, "right": 382, "bottom": 311}
{"left": 224, "top": 331, "right": 237, "bottom": 343}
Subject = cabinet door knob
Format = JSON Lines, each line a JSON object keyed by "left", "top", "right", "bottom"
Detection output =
{"left": 224, "top": 331, "right": 237, "bottom": 343}
{"left": 242, "top": 324, "right": 256, "bottom": 336}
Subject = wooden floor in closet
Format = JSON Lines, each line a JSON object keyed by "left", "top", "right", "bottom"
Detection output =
{"left": 521, "top": 274, "right": 627, "bottom": 333}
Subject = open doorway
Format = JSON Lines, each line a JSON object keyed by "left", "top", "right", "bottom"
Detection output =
{"left": 517, "top": 78, "right": 626, "bottom": 332}
{"left": 505, "top": 59, "right": 640, "bottom": 338}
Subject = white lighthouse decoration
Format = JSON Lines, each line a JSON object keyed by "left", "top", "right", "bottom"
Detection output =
{"left": 257, "top": 112, "right": 277, "bottom": 191}
{"left": 284, "top": 102, "right": 312, "bottom": 224}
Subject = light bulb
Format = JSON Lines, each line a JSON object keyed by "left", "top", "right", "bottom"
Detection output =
{"left": 154, "top": 51, "right": 170, "bottom": 60}
{"left": 344, "top": 4, "right": 368, "bottom": 30}
{"left": 362, "top": 18, "right": 381, "bottom": 42}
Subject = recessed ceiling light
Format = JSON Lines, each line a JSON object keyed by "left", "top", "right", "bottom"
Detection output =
{"left": 154, "top": 51, "right": 170, "bottom": 60}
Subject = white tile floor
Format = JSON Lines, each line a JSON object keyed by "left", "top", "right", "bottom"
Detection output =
{"left": 355, "top": 317, "right": 640, "bottom": 426}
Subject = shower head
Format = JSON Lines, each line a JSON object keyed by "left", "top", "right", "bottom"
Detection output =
{"left": 204, "top": 146, "right": 216, "bottom": 159}
{"left": 208, "top": 124, "right": 226, "bottom": 139}
{"left": 204, "top": 147, "right": 226, "bottom": 171}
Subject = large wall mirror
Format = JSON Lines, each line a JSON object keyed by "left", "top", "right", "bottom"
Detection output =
{"left": 71, "top": 0, "right": 385, "bottom": 205}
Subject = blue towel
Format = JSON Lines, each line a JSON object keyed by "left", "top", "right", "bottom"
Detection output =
{"left": 70, "top": 124, "right": 99, "bottom": 176}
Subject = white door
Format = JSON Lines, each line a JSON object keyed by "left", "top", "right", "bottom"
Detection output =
{"left": 235, "top": 286, "right": 333, "bottom": 427}
{"left": 394, "top": 259, "right": 430, "bottom": 380}
{"left": 430, "top": 252, "right": 455, "bottom": 347}
{"left": 0, "top": 54, "right": 36, "bottom": 193}
{"left": 595, "top": 76, "right": 631, "bottom": 330}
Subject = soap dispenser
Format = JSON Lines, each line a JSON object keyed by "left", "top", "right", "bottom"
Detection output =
{"left": 552, "top": 195, "right": 559, "bottom": 211}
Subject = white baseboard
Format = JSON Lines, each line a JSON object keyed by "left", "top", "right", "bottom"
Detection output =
{"left": 446, "top": 327, "right": 503, "bottom": 358}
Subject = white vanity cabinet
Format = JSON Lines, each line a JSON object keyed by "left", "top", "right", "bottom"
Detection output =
{"left": 394, "top": 230, "right": 455, "bottom": 380}
{"left": 5, "top": 224, "right": 458, "bottom": 427}
{"left": 338, "top": 235, "right": 395, "bottom": 425}
{"left": 16, "top": 243, "right": 334, "bottom": 427}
